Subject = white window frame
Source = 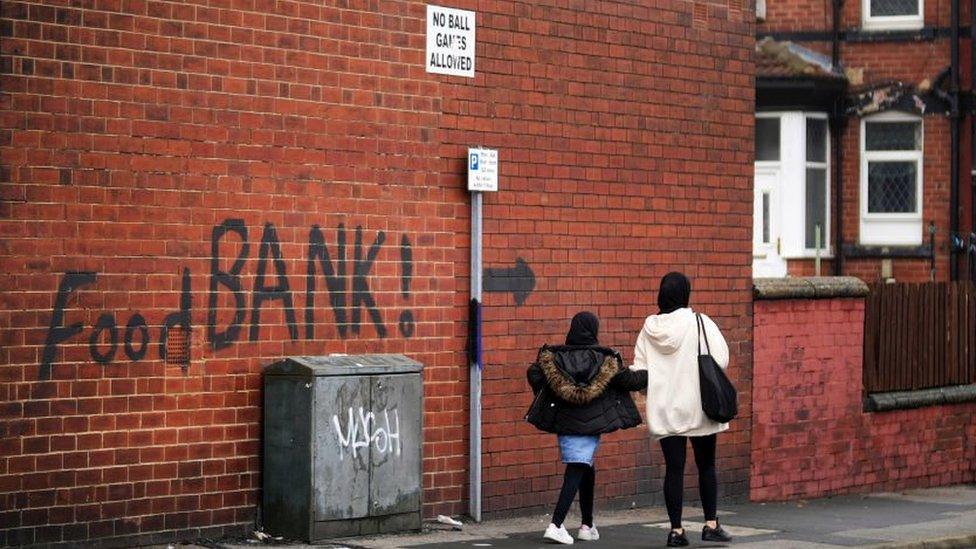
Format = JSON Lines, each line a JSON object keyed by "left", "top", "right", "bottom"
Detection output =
{"left": 859, "top": 111, "right": 924, "bottom": 245}
{"left": 753, "top": 111, "right": 832, "bottom": 260}
{"left": 803, "top": 113, "right": 831, "bottom": 255}
{"left": 861, "top": 0, "right": 924, "bottom": 31}
{"left": 754, "top": 112, "right": 782, "bottom": 169}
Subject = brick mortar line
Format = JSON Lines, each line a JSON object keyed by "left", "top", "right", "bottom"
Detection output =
{"left": 0, "top": 91, "right": 441, "bottom": 125}
{"left": 12, "top": 0, "right": 418, "bottom": 26}
{"left": 5, "top": 2, "right": 420, "bottom": 51}
{"left": 1, "top": 53, "right": 430, "bottom": 94}
{"left": 2, "top": 110, "right": 753, "bottom": 142}
{"left": 0, "top": 28, "right": 748, "bottom": 79}
{"left": 1, "top": 43, "right": 751, "bottom": 99}
{"left": 7, "top": 0, "right": 747, "bottom": 41}
{"left": 1, "top": 111, "right": 750, "bottom": 147}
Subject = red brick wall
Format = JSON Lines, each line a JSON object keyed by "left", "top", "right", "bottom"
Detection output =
{"left": 761, "top": 0, "right": 976, "bottom": 283}
{"left": 1, "top": 1, "right": 458, "bottom": 546}
{"left": 841, "top": 117, "right": 953, "bottom": 282}
{"left": 0, "top": 0, "right": 755, "bottom": 546}
{"left": 751, "top": 298, "right": 976, "bottom": 501}
{"left": 788, "top": 116, "right": 956, "bottom": 282}
{"left": 759, "top": 0, "right": 965, "bottom": 34}
{"left": 445, "top": 1, "right": 757, "bottom": 515}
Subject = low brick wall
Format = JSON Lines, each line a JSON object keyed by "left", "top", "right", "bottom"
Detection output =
{"left": 751, "top": 279, "right": 976, "bottom": 501}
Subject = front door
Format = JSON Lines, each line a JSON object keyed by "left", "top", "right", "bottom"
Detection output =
{"left": 753, "top": 166, "right": 787, "bottom": 278}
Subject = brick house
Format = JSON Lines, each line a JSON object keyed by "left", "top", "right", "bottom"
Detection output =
{"left": 754, "top": 0, "right": 976, "bottom": 282}
{"left": 751, "top": 0, "right": 976, "bottom": 507}
{"left": 0, "top": 1, "right": 755, "bottom": 546}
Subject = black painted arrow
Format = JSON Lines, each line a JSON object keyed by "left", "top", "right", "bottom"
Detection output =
{"left": 483, "top": 257, "right": 535, "bottom": 306}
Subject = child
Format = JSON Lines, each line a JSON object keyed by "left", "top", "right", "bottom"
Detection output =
{"left": 526, "top": 311, "right": 648, "bottom": 544}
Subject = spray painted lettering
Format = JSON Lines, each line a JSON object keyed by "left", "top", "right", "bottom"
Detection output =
{"left": 208, "top": 220, "right": 398, "bottom": 349}
{"left": 38, "top": 219, "right": 414, "bottom": 380}
{"left": 40, "top": 269, "right": 192, "bottom": 380}
{"left": 332, "top": 406, "right": 402, "bottom": 461}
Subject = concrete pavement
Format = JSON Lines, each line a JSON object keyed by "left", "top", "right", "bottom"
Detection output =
{"left": 175, "top": 485, "right": 976, "bottom": 549}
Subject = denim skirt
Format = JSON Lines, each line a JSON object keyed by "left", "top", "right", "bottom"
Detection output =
{"left": 558, "top": 434, "right": 601, "bottom": 465}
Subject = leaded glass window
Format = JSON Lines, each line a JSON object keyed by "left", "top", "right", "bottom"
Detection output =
{"left": 863, "top": 0, "right": 923, "bottom": 30}
{"left": 870, "top": 0, "right": 920, "bottom": 16}
{"left": 863, "top": 119, "right": 922, "bottom": 216}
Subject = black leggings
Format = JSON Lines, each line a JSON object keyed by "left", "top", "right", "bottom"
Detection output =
{"left": 659, "top": 435, "right": 717, "bottom": 529}
{"left": 551, "top": 463, "right": 595, "bottom": 528}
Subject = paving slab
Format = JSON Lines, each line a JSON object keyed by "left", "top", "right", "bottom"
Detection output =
{"left": 866, "top": 486, "right": 976, "bottom": 506}
{"left": 159, "top": 484, "right": 976, "bottom": 549}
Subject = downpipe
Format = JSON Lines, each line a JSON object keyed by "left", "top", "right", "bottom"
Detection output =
{"left": 949, "top": 0, "right": 961, "bottom": 280}
{"left": 832, "top": 0, "right": 845, "bottom": 275}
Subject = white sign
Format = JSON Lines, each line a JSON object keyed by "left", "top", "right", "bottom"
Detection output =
{"left": 426, "top": 5, "right": 475, "bottom": 78}
{"left": 467, "top": 148, "right": 498, "bottom": 192}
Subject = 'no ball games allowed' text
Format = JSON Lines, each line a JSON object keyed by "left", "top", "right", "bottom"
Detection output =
{"left": 426, "top": 5, "right": 475, "bottom": 77}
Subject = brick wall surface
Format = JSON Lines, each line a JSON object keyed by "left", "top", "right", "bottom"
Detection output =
{"left": 836, "top": 116, "right": 954, "bottom": 282}
{"left": 751, "top": 298, "right": 976, "bottom": 501}
{"left": 788, "top": 116, "right": 955, "bottom": 281}
{"left": 759, "top": 0, "right": 966, "bottom": 34}
{"left": 0, "top": 0, "right": 755, "bottom": 546}
{"left": 441, "top": 1, "right": 756, "bottom": 516}
{"left": 760, "top": 0, "right": 976, "bottom": 282}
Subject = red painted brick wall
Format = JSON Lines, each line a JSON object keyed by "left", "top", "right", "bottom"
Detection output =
{"left": 751, "top": 298, "right": 976, "bottom": 501}
{"left": 0, "top": 0, "right": 755, "bottom": 546}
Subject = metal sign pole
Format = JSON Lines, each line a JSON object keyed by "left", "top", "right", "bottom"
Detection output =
{"left": 469, "top": 190, "right": 483, "bottom": 522}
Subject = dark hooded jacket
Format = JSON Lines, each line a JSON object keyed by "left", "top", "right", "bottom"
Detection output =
{"left": 525, "top": 345, "right": 647, "bottom": 435}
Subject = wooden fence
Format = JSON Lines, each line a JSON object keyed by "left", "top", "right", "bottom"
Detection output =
{"left": 863, "top": 282, "right": 976, "bottom": 394}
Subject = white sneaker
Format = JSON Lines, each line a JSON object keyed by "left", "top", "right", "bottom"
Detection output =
{"left": 577, "top": 525, "right": 600, "bottom": 541}
{"left": 543, "top": 523, "right": 575, "bottom": 544}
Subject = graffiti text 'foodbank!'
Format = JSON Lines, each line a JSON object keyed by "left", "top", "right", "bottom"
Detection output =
{"left": 39, "top": 219, "right": 416, "bottom": 381}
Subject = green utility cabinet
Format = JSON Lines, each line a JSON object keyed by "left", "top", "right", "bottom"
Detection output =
{"left": 263, "top": 354, "right": 423, "bottom": 540}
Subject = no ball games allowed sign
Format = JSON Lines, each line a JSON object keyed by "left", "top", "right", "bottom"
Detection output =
{"left": 426, "top": 5, "right": 475, "bottom": 77}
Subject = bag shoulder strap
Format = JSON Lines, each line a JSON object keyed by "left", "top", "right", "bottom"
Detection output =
{"left": 696, "top": 313, "right": 712, "bottom": 355}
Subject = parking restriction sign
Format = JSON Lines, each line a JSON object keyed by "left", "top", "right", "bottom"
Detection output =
{"left": 467, "top": 148, "right": 498, "bottom": 192}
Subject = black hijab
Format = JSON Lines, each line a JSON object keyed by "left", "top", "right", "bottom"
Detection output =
{"left": 657, "top": 272, "right": 691, "bottom": 314}
{"left": 565, "top": 311, "right": 599, "bottom": 346}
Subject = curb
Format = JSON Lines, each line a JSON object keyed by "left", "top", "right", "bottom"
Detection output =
{"left": 869, "top": 535, "right": 976, "bottom": 549}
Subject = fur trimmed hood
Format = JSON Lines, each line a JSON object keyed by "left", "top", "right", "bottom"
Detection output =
{"left": 537, "top": 347, "right": 621, "bottom": 405}
{"left": 526, "top": 345, "right": 645, "bottom": 435}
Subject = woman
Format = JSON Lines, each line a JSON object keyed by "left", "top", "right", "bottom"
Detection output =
{"left": 632, "top": 272, "right": 733, "bottom": 547}
{"left": 526, "top": 311, "right": 647, "bottom": 544}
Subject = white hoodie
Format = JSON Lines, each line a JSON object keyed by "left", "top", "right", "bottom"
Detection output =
{"left": 632, "top": 307, "right": 729, "bottom": 439}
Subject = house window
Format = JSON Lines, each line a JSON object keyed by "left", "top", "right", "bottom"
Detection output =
{"left": 755, "top": 117, "right": 780, "bottom": 161}
{"left": 805, "top": 117, "right": 828, "bottom": 250}
{"left": 862, "top": 0, "right": 923, "bottom": 30}
{"left": 860, "top": 114, "right": 923, "bottom": 245}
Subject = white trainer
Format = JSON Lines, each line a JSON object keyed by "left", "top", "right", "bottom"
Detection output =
{"left": 543, "top": 523, "right": 575, "bottom": 544}
{"left": 577, "top": 525, "right": 600, "bottom": 541}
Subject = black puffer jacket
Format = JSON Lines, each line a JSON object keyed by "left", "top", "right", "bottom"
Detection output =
{"left": 525, "top": 344, "right": 647, "bottom": 435}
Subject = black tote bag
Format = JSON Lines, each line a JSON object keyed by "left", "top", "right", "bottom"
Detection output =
{"left": 696, "top": 313, "right": 738, "bottom": 423}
